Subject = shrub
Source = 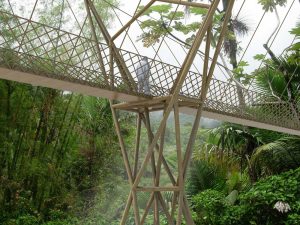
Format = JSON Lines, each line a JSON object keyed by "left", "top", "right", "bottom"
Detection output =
{"left": 3, "top": 215, "right": 40, "bottom": 225}
{"left": 186, "top": 160, "right": 227, "bottom": 196}
{"left": 192, "top": 189, "right": 227, "bottom": 225}
{"left": 191, "top": 167, "right": 300, "bottom": 225}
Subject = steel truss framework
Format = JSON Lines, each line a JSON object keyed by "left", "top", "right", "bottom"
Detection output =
{"left": 85, "top": 0, "right": 234, "bottom": 224}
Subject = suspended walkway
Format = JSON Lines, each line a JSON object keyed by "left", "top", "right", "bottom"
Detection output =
{"left": 0, "top": 10, "right": 299, "bottom": 135}
{"left": 1, "top": 0, "right": 300, "bottom": 224}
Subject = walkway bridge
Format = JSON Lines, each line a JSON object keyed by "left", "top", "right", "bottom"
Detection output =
{"left": 0, "top": 11, "right": 299, "bottom": 135}
{"left": 0, "top": 0, "right": 300, "bottom": 224}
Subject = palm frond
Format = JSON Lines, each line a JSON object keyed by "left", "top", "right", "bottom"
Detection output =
{"left": 186, "top": 159, "right": 227, "bottom": 196}
{"left": 251, "top": 137, "right": 300, "bottom": 178}
{"left": 231, "top": 17, "right": 250, "bottom": 37}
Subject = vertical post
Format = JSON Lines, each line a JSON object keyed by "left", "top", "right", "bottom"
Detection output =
{"left": 134, "top": 114, "right": 142, "bottom": 178}
{"left": 144, "top": 109, "right": 159, "bottom": 225}
{"left": 110, "top": 100, "right": 140, "bottom": 225}
{"left": 174, "top": 101, "right": 183, "bottom": 225}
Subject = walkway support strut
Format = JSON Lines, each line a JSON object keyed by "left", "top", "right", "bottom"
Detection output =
{"left": 107, "top": 1, "right": 236, "bottom": 224}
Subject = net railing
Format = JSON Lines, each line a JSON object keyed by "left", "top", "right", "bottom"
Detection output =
{"left": 0, "top": 11, "right": 299, "bottom": 131}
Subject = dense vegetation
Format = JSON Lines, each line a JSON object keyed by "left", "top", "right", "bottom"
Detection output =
{"left": 0, "top": 0, "right": 132, "bottom": 224}
{"left": 139, "top": 0, "right": 300, "bottom": 224}
{"left": 0, "top": 0, "right": 300, "bottom": 224}
{"left": 191, "top": 167, "right": 300, "bottom": 225}
{"left": 0, "top": 81, "right": 135, "bottom": 224}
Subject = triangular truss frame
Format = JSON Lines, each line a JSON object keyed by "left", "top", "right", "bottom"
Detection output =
{"left": 85, "top": 0, "right": 235, "bottom": 224}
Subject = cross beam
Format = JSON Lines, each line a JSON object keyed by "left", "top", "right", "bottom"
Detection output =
{"left": 158, "top": 0, "right": 210, "bottom": 8}
{"left": 86, "top": 0, "right": 235, "bottom": 224}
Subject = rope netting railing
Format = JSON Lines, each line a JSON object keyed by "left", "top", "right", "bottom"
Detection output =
{"left": 0, "top": 10, "right": 299, "bottom": 131}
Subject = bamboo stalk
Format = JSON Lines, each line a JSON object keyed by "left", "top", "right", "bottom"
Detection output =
{"left": 84, "top": 0, "right": 109, "bottom": 86}
{"left": 157, "top": 192, "right": 174, "bottom": 225}
{"left": 141, "top": 193, "right": 155, "bottom": 225}
{"left": 140, "top": 116, "right": 176, "bottom": 185}
{"left": 86, "top": 0, "right": 137, "bottom": 91}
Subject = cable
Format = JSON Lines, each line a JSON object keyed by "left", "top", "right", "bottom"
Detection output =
{"left": 105, "top": 0, "right": 254, "bottom": 101}
{"left": 101, "top": 0, "right": 235, "bottom": 71}
{"left": 120, "top": 0, "right": 142, "bottom": 49}
{"left": 266, "top": 6, "right": 280, "bottom": 47}
{"left": 235, "top": 0, "right": 246, "bottom": 19}
{"left": 151, "top": 4, "right": 180, "bottom": 62}
{"left": 53, "top": 0, "right": 65, "bottom": 62}
{"left": 238, "top": 11, "right": 266, "bottom": 65}
{"left": 102, "top": 0, "right": 181, "bottom": 65}
{"left": 111, "top": 6, "right": 141, "bottom": 56}
{"left": 9, "top": 0, "right": 39, "bottom": 52}
{"left": 248, "top": 0, "right": 296, "bottom": 91}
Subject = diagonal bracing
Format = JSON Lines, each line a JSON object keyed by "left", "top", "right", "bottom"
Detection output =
{"left": 0, "top": 0, "right": 300, "bottom": 223}
{"left": 106, "top": 0, "right": 235, "bottom": 224}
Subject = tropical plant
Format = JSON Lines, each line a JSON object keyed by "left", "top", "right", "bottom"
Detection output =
{"left": 186, "top": 159, "right": 227, "bottom": 196}
{"left": 258, "top": 0, "right": 287, "bottom": 12}
{"left": 191, "top": 166, "right": 300, "bottom": 225}
{"left": 202, "top": 123, "right": 261, "bottom": 175}
{"left": 251, "top": 136, "right": 300, "bottom": 178}
{"left": 289, "top": 19, "right": 300, "bottom": 52}
{"left": 192, "top": 189, "right": 228, "bottom": 225}
{"left": 0, "top": 0, "right": 126, "bottom": 224}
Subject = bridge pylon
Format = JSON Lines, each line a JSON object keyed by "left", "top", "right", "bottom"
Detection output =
{"left": 85, "top": 0, "right": 235, "bottom": 224}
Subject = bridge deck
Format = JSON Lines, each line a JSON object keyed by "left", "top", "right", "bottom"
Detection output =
{"left": 0, "top": 11, "right": 299, "bottom": 135}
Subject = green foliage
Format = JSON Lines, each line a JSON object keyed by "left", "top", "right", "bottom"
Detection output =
{"left": 290, "top": 21, "right": 300, "bottom": 38}
{"left": 232, "top": 61, "right": 251, "bottom": 85}
{"left": 0, "top": 0, "right": 126, "bottom": 223}
{"left": 173, "top": 21, "right": 200, "bottom": 35}
{"left": 139, "top": 4, "right": 187, "bottom": 47}
{"left": 205, "top": 123, "right": 261, "bottom": 172}
{"left": 192, "top": 189, "right": 228, "bottom": 225}
{"left": 253, "top": 49, "right": 300, "bottom": 104}
{"left": 190, "top": 7, "right": 208, "bottom": 16}
{"left": 3, "top": 215, "right": 40, "bottom": 225}
{"left": 254, "top": 53, "right": 266, "bottom": 61}
{"left": 251, "top": 137, "right": 300, "bottom": 178}
{"left": 250, "top": 15, "right": 300, "bottom": 126}
{"left": 186, "top": 160, "right": 227, "bottom": 196}
{"left": 139, "top": 18, "right": 170, "bottom": 47}
{"left": 289, "top": 20, "right": 300, "bottom": 52}
{"left": 0, "top": 81, "right": 132, "bottom": 224}
{"left": 258, "top": 0, "right": 287, "bottom": 12}
{"left": 191, "top": 167, "right": 300, "bottom": 225}
{"left": 142, "top": 4, "right": 173, "bottom": 16}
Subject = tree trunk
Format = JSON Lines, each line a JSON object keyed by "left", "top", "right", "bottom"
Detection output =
{"left": 227, "top": 23, "right": 245, "bottom": 107}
